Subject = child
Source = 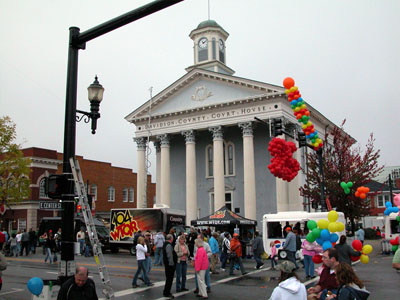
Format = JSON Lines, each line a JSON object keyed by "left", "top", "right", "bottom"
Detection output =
{"left": 270, "top": 241, "right": 277, "bottom": 270}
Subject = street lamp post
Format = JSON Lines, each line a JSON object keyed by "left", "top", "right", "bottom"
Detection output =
{"left": 60, "top": 0, "right": 183, "bottom": 283}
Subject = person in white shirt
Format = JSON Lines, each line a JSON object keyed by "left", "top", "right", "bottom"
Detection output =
{"left": 15, "top": 231, "right": 22, "bottom": 255}
{"left": 132, "top": 237, "right": 153, "bottom": 288}
{"left": 76, "top": 229, "right": 85, "bottom": 255}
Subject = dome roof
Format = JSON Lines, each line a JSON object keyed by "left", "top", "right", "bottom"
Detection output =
{"left": 196, "top": 20, "right": 223, "bottom": 30}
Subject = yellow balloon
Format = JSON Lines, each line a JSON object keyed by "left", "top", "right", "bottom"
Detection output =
{"left": 328, "top": 222, "right": 338, "bottom": 233}
{"left": 285, "top": 89, "right": 290, "bottom": 95}
{"left": 362, "top": 245, "right": 373, "bottom": 255}
{"left": 336, "top": 222, "right": 345, "bottom": 232}
{"left": 302, "top": 124, "right": 307, "bottom": 129}
{"left": 360, "top": 254, "right": 369, "bottom": 264}
{"left": 317, "top": 138, "right": 322, "bottom": 144}
{"left": 317, "top": 219, "right": 329, "bottom": 229}
{"left": 307, "top": 121, "right": 312, "bottom": 127}
{"left": 301, "top": 104, "right": 307, "bottom": 109}
{"left": 294, "top": 107, "right": 301, "bottom": 112}
{"left": 290, "top": 86, "right": 298, "bottom": 92}
{"left": 328, "top": 210, "right": 339, "bottom": 222}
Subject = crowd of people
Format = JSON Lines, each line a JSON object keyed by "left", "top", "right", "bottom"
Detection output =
{"left": 130, "top": 227, "right": 255, "bottom": 299}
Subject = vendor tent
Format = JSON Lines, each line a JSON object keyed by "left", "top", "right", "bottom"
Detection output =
{"left": 191, "top": 206, "right": 257, "bottom": 226}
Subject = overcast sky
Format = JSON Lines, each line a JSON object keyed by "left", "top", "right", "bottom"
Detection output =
{"left": 1, "top": 0, "right": 399, "bottom": 178}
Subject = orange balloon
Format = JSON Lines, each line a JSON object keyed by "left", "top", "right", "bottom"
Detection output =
{"left": 283, "top": 77, "right": 295, "bottom": 89}
{"left": 360, "top": 194, "right": 366, "bottom": 199}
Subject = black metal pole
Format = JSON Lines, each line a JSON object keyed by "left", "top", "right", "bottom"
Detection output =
{"left": 317, "top": 148, "right": 327, "bottom": 211}
{"left": 389, "top": 174, "right": 394, "bottom": 206}
{"left": 60, "top": 0, "right": 184, "bottom": 283}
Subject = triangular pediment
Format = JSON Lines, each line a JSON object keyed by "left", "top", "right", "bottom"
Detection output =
{"left": 125, "top": 69, "right": 285, "bottom": 123}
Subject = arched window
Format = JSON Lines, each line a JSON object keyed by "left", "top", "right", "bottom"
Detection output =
{"left": 206, "top": 145, "right": 213, "bottom": 177}
{"left": 218, "top": 39, "right": 225, "bottom": 63}
{"left": 108, "top": 186, "right": 115, "bottom": 202}
{"left": 205, "top": 142, "right": 235, "bottom": 178}
{"left": 90, "top": 184, "right": 97, "bottom": 202}
{"left": 198, "top": 37, "right": 208, "bottom": 62}
{"left": 123, "top": 188, "right": 128, "bottom": 202}
{"left": 129, "top": 188, "right": 134, "bottom": 203}
{"left": 39, "top": 178, "right": 47, "bottom": 199}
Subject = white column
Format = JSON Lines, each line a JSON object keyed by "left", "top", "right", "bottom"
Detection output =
{"left": 209, "top": 126, "right": 225, "bottom": 211}
{"left": 154, "top": 141, "right": 161, "bottom": 206}
{"left": 158, "top": 134, "right": 171, "bottom": 208}
{"left": 182, "top": 130, "right": 197, "bottom": 225}
{"left": 239, "top": 122, "right": 257, "bottom": 220}
{"left": 134, "top": 137, "right": 147, "bottom": 208}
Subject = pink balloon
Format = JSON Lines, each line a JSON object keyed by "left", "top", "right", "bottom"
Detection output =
{"left": 394, "top": 193, "right": 400, "bottom": 207}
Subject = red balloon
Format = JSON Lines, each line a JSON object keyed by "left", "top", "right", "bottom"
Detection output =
{"left": 283, "top": 77, "right": 295, "bottom": 89}
{"left": 312, "top": 255, "right": 322, "bottom": 264}
{"left": 350, "top": 255, "right": 360, "bottom": 262}
{"left": 390, "top": 239, "right": 398, "bottom": 246}
{"left": 352, "top": 240, "right": 363, "bottom": 251}
{"left": 396, "top": 236, "right": 399, "bottom": 244}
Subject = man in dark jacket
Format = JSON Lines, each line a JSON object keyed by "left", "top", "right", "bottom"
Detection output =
{"left": 57, "top": 266, "right": 98, "bottom": 300}
{"left": 163, "top": 234, "right": 177, "bottom": 298}
{"left": 252, "top": 231, "right": 264, "bottom": 269}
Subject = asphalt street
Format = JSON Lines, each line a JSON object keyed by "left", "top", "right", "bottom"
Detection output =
{"left": 1, "top": 239, "right": 399, "bottom": 300}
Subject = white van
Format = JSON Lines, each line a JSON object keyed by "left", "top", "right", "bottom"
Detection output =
{"left": 385, "top": 212, "right": 400, "bottom": 240}
{"left": 262, "top": 211, "right": 346, "bottom": 260}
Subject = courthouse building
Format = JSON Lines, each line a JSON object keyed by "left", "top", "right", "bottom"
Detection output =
{"left": 126, "top": 20, "right": 338, "bottom": 227}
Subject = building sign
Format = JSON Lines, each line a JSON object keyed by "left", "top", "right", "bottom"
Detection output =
{"left": 137, "top": 103, "right": 279, "bottom": 132}
{"left": 39, "top": 201, "right": 62, "bottom": 210}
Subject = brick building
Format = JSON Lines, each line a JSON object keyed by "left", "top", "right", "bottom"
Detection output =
{"left": 1, "top": 147, "right": 155, "bottom": 232}
{"left": 366, "top": 180, "right": 400, "bottom": 216}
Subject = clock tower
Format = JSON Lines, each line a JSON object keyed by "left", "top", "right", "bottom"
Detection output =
{"left": 186, "top": 20, "right": 235, "bottom": 75}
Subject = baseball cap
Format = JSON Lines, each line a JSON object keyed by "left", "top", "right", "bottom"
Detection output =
{"left": 233, "top": 233, "right": 239, "bottom": 237}
{"left": 278, "top": 260, "right": 296, "bottom": 273}
{"left": 285, "top": 227, "right": 292, "bottom": 232}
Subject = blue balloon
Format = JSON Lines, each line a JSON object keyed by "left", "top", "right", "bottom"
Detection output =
{"left": 393, "top": 207, "right": 399, "bottom": 213}
{"left": 322, "top": 241, "right": 333, "bottom": 251}
{"left": 27, "top": 277, "right": 44, "bottom": 296}
{"left": 386, "top": 201, "right": 392, "bottom": 208}
{"left": 316, "top": 238, "right": 324, "bottom": 246}
{"left": 384, "top": 208, "right": 391, "bottom": 216}
{"left": 330, "top": 233, "right": 339, "bottom": 243}
{"left": 291, "top": 100, "right": 298, "bottom": 106}
{"left": 320, "top": 229, "right": 330, "bottom": 241}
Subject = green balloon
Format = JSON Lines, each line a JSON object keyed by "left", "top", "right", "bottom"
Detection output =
{"left": 396, "top": 216, "right": 400, "bottom": 222}
{"left": 307, "top": 220, "right": 317, "bottom": 230}
{"left": 344, "top": 188, "right": 350, "bottom": 195}
{"left": 347, "top": 182, "right": 353, "bottom": 188}
{"left": 312, "top": 227, "right": 321, "bottom": 239}
{"left": 291, "top": 105, "right": 296, "bottom": 109}
{"left": 306, "top": 232, "right": 316, "bottom": 243}
{"left": 393, "top": 245, "right": 399, "bottom": 252}
{"left": 340, "top": 182, "right": 346, "bottom": 189}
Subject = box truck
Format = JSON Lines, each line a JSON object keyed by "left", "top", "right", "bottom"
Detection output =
{"left": 109, "top": 208, "right": 186, "bottom": 255}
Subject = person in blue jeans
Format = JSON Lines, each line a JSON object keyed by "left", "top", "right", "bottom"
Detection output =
{"left": 139, "top": 232, "right": 153, "bottom": 282}
{"left": 283, "top": 228, "right": 299, "bottom": 269}
{"left": 132, "top": 237, "right": 153, "bottom": 288}
{"left": 174, "top": 235, "right": 189, "bottom": 292}
{"left": 153, "top": 232, "right": 165, "bottom": 266}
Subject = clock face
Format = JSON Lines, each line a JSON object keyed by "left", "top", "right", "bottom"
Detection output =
{"left": 198, "top": 37, "right": 208, "bottom": 49}
{"left": 219, "top": 39, "right": 224, "bottom": 51}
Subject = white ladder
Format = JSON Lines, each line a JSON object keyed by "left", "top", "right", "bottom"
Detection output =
{"left": 70, "top": 158, "right": 115, "bottom": 300}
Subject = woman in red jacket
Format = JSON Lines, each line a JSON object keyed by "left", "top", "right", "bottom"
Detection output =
{"left": 194, "top": 239, "right": 209, "bottom": 299}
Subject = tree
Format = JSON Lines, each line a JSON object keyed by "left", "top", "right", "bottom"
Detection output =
{"left": 0, "top": 116, "right": 31, "bottom": 208}
{"left": 300, "top": 120, "right": 383, "bottom": 234}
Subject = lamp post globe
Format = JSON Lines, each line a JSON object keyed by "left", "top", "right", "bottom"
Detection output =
{"left": 87, "top": 76, "right": 104, "bottom": 134}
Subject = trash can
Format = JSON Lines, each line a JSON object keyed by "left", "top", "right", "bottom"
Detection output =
{"left": 32, "top": 279, "right": 60, "bottom": 300}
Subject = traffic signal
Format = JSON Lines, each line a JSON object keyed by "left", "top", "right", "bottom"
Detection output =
{"left": 273, "top": 119, "right": 283, "bottom": 136}
{"left": 45, "top": 174, "right": 68, "bottom": 199}
{"left": 298, "top": 132, "right": 307, "bottom": 148}
{"left": 76, "top": 204, "right": 82, "bottom": 216}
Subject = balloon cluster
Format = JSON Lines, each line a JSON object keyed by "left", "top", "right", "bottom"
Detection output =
{"left": 384, "top": 201, "right": 399, "bottom": 216}
{"left": 306, "top": 210, "right": 345, "bottom": 264}
{"left": 340, "top": 181, "right": 353, "bottom": 194}
{"left": 268, "top": 137, "right": 300, "bottom": 182}
{"left": 283, "top": 77, "right": 323, "bottom": 150}
{"left": 27, "top": 277, "right": 44, "bottom": 296}
{"left": 390, "top": 236, "right": 399, "bottom": 252}
{"left": 351, "top": 240, "right": 373, "bottom": 264}
{"left": 355, "top": 186, "right": 370, "bottom": 199}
